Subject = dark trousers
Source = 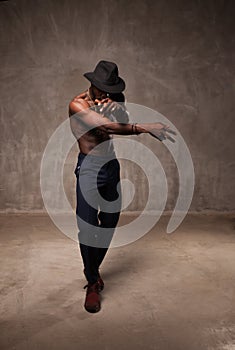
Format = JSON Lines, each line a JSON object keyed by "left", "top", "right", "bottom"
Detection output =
{"left": 75, "top": 152, "right": 121, "bottom": 284}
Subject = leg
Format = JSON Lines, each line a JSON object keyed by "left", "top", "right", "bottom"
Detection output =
{"left": 75, "top": 157, "right": 101, "bottom": 285}
{"left": 96, "top": 178, "right": 121, "bottom": 268}
{"left": 75, "top": 154, "right": 121, "bottom": 313}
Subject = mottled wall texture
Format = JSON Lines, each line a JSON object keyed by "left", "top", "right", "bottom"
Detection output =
{"left": 0, "top": 0, "right": 234, "bottom": 212}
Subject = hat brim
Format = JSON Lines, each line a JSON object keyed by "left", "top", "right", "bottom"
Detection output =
{"left": 84, "top": 72, "right": 125, "bottom": 93}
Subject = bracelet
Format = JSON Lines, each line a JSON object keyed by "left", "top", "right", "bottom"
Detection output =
{"left": 133, "top": 123, "right": 140, "bottom": 135}
{"left": 131, "top": 123, "right": 135, "bottom": 134}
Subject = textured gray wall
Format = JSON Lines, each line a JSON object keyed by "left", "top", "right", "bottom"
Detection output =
{"left": 0, "top": 0, "right": 234, "bottom": 212}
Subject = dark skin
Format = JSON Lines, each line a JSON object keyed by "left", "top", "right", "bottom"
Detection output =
{"left": 69, "top": 84, "right": 176, "bottom": 155}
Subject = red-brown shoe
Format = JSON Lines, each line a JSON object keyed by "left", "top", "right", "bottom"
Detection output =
{"left": 83, "top": 269, "right": 104, "bottom": 291}
{"left": 84, "top": 282, "right": 101, "bottom": 313}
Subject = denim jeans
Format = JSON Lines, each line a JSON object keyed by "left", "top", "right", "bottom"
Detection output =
{"left": 74, "top": 152, "right": 121, "bottom": 284}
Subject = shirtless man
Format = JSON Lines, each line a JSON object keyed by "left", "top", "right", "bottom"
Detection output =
{"left": 69, "top": 60, "right": 175, "bottom": 313}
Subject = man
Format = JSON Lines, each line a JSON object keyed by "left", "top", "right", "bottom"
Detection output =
{"left": 69, "top": 60, "right": 175, "bottom": 313}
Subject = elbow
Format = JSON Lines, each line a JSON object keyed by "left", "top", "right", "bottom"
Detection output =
{"left": 69, "top": 102, "right": 76, "bottom": 116}
{"left": 115, "top": 111, "right": 129, "bottom": 123}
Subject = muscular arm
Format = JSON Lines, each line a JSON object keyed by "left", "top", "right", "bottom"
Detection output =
{"left": 69, "top": 97, "right": 176, "bottom": 141}
{"left": 69, "top": 98, "right": 142, "bottom": 134}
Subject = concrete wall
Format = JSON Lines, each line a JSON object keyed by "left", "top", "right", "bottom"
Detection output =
{"left": 0, "top": 0, "right": 234, "bottom": 212}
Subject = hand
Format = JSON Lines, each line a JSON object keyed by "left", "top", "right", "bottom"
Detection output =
{"left": 97, "top": 100, "right": 124, "bottom": 115}
{"left": 94, "top": 97, "right": 111, "bottom": 106}
{"left": 146, "top": 123, "right": 176, "bottom": 142}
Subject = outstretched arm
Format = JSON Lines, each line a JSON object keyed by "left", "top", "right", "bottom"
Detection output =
{"left": 69, "top": 97, "right": 176, "bottom": 142}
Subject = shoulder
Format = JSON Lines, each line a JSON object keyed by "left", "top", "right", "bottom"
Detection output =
{"left": 69, "top": 92, "right": 90, "bottom": 116}
{"left": 109, "top": 92, "right": 125, "bottom": 102}
{"left": 70, "top": 90, "right": 89, "bottom": 104}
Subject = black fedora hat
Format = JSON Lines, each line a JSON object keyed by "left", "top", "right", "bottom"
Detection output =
{"left": 84, "top": 60, "right": 126, "bottom": 93}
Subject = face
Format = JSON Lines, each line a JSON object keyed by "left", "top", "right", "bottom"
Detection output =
{"left": 90, "top": 84, "right": 109, "bottom": 101}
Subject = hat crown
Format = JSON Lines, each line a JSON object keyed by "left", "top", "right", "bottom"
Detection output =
{"left": 84, "top": 60, "right": 125, "bottom": 93}
{"left": 93, "top": 60, "right": 119, "bottom": 85}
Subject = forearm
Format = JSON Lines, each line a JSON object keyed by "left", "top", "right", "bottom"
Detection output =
{"left": 102, "top": 122, "right": 147, "bottom": 135}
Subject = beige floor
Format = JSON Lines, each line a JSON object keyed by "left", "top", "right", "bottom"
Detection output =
{"left": 0, "top": 213, "right": 235, "bottom": 350}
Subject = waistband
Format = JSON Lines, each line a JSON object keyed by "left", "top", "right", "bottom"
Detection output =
{"left": 78, "top": 152, "right": 117, "bottom": 162}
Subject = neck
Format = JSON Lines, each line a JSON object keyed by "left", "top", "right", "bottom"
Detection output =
{"left": 87, "top": 87, "right": 94, "bottom": 101}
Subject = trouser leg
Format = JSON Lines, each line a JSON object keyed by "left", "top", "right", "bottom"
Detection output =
{"left": 75, "top": 154, "right": 121, "bottom": 284}
{"left": 96, "top": 179, "right": 121, "bottom": 268}
{"left": 76, "top": 169, "right": 100, "bottom": 284}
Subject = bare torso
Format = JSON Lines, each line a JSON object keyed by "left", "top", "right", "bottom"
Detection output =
{"left": 69, "top": 90, "right": 115, "bottom": 156}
